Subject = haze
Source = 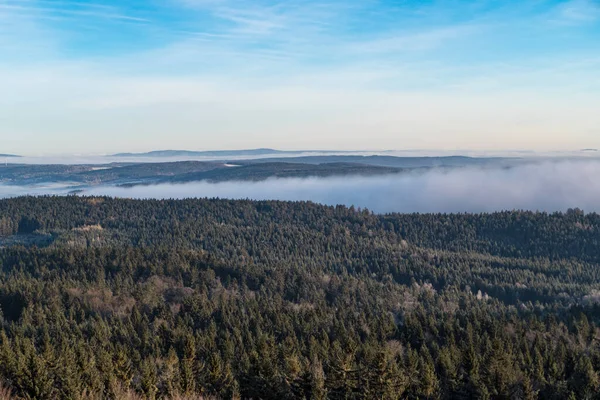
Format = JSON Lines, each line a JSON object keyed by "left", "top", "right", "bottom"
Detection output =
{"left": 1, "top": 0, "right": 600, "bottom": 155}
{"left": 1, "top": 161, "right": 598, "bottom": 214}
{"left": 78, "top": 161, "right": 600, "bottom": 213}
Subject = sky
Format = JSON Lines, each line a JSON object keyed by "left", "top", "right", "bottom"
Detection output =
{"left": 1, "top": 0, "right": 599, "bottom": 155}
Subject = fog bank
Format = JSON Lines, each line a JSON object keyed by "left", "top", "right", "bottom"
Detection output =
{"left": 2, "top": 161, "right": 600, "bottom": 213}
{"left": 88, "top": 161, "right": 600, "bottom": 213}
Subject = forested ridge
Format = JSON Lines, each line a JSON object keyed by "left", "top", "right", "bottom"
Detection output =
{"left": 0, "top": 156, "right": 514, "bottom": 187}
{"left": 0, "top": 196, "right": 599, "bottom": 399}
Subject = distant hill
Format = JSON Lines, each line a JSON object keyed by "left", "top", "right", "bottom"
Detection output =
{"left": 163, "top": 162, "right": 404, "bottom": 184}
{"left": 0, "top": 156, "right": 525, "bottom": 187}
{"left": 0, "top": 154, "right": 21, "bottom": 158}
{"left": 236, "top": 155, "right": 515, "bottom": 168}
{"left": 112, "top": 149, "right": 299, "bottom": 157}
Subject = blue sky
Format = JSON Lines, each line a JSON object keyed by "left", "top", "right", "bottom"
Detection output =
{"left": 1, "top": 0, "right": 599, "bottom": 155}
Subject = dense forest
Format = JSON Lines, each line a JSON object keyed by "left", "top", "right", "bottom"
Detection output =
{"left": 0, "top": 196, "right": 599, "bottom": 399}
{"left": 0, "top": 156, "right": 513, "bottom": 187}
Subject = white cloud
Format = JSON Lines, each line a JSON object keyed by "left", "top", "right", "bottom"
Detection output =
{"left": 4, "top": 160, "right": 600, "bottom": 214}
{"left": 345, "top": 24, "right": 480, "bottom": 55}
{"left": 549, "top": 0, "right": 600, "bottom": 24}
{"left": 0, "top": 0, "right": 599, "bottom": 154}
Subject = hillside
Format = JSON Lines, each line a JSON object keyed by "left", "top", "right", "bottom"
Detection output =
{"left": 164, "top": 162, "right": 404, "bottom": 183}
{"left": 0, "top": 156, "right": 519, "bottom": 188}
{"left": 0, "top": 197, "right": 599, "bottom": 399}
{"left": 237, "top": 155, "right": 514, "bottom": 168}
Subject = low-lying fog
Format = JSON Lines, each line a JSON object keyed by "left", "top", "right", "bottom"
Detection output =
{"left": 1, "top": 161, "right": 600, "bottom": 213}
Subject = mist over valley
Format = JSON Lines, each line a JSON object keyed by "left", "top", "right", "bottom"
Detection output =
{"left": 1, "top": 157, "right": 599, "bottom": 214}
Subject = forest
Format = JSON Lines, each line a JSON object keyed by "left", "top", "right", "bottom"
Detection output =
{"left": 0, "top": 196, "right": 599, "bottom": 399}
{"left": 0, "top": 155, "right": 511, "bottom": 187}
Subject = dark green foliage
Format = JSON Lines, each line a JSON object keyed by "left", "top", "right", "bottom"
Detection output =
{"left": 0, "top": 196, "right": 599, "bottom": 399}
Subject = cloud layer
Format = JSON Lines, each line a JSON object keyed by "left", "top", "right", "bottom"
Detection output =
{"left": 0, "top": 161, "right": 588, "bottom": 213}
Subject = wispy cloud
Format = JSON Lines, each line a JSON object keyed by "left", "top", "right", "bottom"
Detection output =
{"left": 344, "top": 24, "right": 480, "bottom": 55}
{"left": 1, "top": 0, "right": 600, "bottom": 154}
{"left": 0, "top": 1, "right": 149, "bottom": 23}
{"left": 548, "top": 0, "right": 600, "bottom": 25}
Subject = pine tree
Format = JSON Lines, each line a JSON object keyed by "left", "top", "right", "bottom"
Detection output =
{"left": 23, "top": 349, "right": 55, "bottom": 399}
{"left": 55, "top": 341, "right": 82, "bottom": 399}
{"left": 522, "top": 375, "right": 538, "bottom": 400}
{"left": 161, "top": 347, "right": 181, "bottom": 397}
{"left": 180, "top": 334, "right": 197, "bottom": 395}
{"left": 113, "top": 347, "right": 133, "bottom": 389}
{"left": 419, "top": 346, "right": 439, "bottom": 399}
{"left": 310, "top": 355, "right": 327, "bottom": 400}
{"left": 0, "top": 331, "right": 16, "bottom": 381}
{"left": 570, "top": 355, "right": 599, "bottom": 399}
{"left": 140, "top": 357, "right": 159, "bottom": 400}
